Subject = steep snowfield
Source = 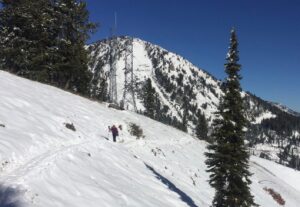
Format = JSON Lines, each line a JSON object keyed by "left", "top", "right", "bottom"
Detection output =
{"left": 0, "top": 71, "right": 300, "bottom": 207}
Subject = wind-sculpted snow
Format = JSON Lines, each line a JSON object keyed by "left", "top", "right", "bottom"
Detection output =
{"left": 0, "top": 71, "right": 300, "bottom": 206}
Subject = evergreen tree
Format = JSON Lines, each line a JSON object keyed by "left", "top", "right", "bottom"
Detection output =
{"left": 51, "top": 0, "right": 96, "bottom": 94}
{"left": 90, "top": 74, "right": 108, "bottom": 101}
{"left": 98, "top": 76, "right": 108, "bottom": 102}
{"left": 0, "top": 0, "right": 57, "bottom": 79}
{"left": 181, "top": 96, "right": 188, "bottom": 132}
{"left": 154, "top": 93, "right": 162, "bottom": 120}
{"left": 0, "top": 0, "right": 96, "bottom": 95}
{"left": 205, "top": 29, "right": 257, "bottom": 207}
{"left": 181, "top": 86, "right": 194, "bottom": 132}
{"left": 143, "top": 78, "right": 155, "bottom": 118}
{"left": 195, "top": 110, "right": 208, "bottom": 141}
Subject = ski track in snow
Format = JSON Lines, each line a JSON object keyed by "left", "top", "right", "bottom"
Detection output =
{"left": 0, "top": 138, "right": 104, "bottom": 184}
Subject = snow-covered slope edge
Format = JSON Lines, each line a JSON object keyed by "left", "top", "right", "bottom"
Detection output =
{"left": 0, "top": 71, "right": 300, "bottom": 207}
{"left": 270, "top": 102, "right": 300, "bottom": 117}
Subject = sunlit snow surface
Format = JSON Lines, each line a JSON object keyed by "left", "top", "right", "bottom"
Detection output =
{"left": 0, "top": 71, "right": 300, "bottom": 207}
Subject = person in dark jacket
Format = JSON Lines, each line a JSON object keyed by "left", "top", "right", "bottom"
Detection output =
{"left": 110, "top": 125, "right": 119, "bottom": 142}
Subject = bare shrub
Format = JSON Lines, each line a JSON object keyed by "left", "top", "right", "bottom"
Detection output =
{"left": 65, "top": 123, "right": 76, "bottom": 131}
{"left": 264, "top": 187, "right": 285, "bottom": 205}
{"left": 128, "top": 123, "right": 144, "bottom": 139}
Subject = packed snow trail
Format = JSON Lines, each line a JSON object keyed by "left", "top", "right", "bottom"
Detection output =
{"left": 1, "top": 139, "right": 102, "bottom": 183}
{"left": 0, "top": 71, "right": 300, "bottom": 207}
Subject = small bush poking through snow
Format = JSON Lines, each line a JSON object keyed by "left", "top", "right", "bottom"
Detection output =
{"left": 108, "top": 103, "right": 123, "bottom": 110}
{"left": 263, "top": 187, "right": 285, "bottom": 205}
{"left": 1, "top": 160, "right": 9, "bottom": 170}
{"left": 0, "top": 124, "right": 5, "bottom": 128}
{"left": 259, "top": 152, "right": 271, "bottom": 160}
{"left": 65, "top": 123, "right": 76, "bottom": 131}
{"left": 128, "top": 123, "right": 144, "bottom": 139}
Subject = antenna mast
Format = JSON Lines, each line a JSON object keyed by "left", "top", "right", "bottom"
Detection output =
{"left": 108, "top": 12, "right": 118, "bottom": 104}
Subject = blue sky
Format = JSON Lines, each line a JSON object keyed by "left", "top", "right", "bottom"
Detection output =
{"left": 86, "top": 0, "right": 300, "bottom": 112}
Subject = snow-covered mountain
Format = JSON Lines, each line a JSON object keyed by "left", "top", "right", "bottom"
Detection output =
{"left": 86, "top": 36, "right": 300, "bottom": 170}
{"left": 87, "top": 37, "right": 222, "bottom": 125}
{"left": 270, "top": 102, "right": 300, "bottom": 117}
{"left": 1, "top": 71, "right": 300, "bottom": 207}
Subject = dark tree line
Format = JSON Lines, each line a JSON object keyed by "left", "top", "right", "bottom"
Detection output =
{"left": 245, "top": 93, "right": 300, "bottom": 136}
{"left": 195, "top": 110, "right": 208, "bottom": 141}
{"left": 0, "top": 0, "right": 96, "bottom": 95}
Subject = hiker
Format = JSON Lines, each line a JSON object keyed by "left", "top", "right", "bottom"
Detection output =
{"left": 110, "top": 125, "right": 119, "bottom": 142}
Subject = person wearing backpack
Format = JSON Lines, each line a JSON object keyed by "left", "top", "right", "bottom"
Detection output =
{"left": 110, "top": 125, "right": 119, "bottom": 142}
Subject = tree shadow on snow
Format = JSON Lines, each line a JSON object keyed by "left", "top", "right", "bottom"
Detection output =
{"left": 0, "top": 185, "right": 23, "bottom": 207}
{"left": 145, "top": 164, "right": 198, "bottom": 207}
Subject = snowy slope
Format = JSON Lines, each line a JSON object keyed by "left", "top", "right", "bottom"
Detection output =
{"left": 1, "top": 71, "right": 300, "bottom": 207}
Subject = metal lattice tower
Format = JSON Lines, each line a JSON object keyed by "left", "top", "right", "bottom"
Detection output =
{"left": 108, "top": 13, "right": 118, "bottom": 104}
{"left": 108, "top": 37, "right": 118, "bottom": 104}
{"left": 122, "top": 37, "right": 137, "bottom": 111}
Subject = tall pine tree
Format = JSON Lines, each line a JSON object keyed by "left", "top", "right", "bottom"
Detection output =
{"left": 143, "top": 78, "right": 155, "bottom": 118}
{"left": 195, "top": 110, "right": 208, "bottom": 141}
{"left": 181, "top": 85, "right": 194, "bottom": 132}
{"left": 181, "top": 96, "right": 188, "bottom": 132}
{"left": 53, "top": 0, "right": 96, "bottom": 94}
{"left": 205, "top": 29, "right": 257, "bottom": 207}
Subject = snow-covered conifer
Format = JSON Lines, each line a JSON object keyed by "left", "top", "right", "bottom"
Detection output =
{"left": 205, "top": 29, "right": 257, "bottom": 207}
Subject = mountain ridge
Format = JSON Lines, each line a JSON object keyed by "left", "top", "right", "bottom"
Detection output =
{"left": 269, "top": 101, "right": 300, "bottom": 117}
